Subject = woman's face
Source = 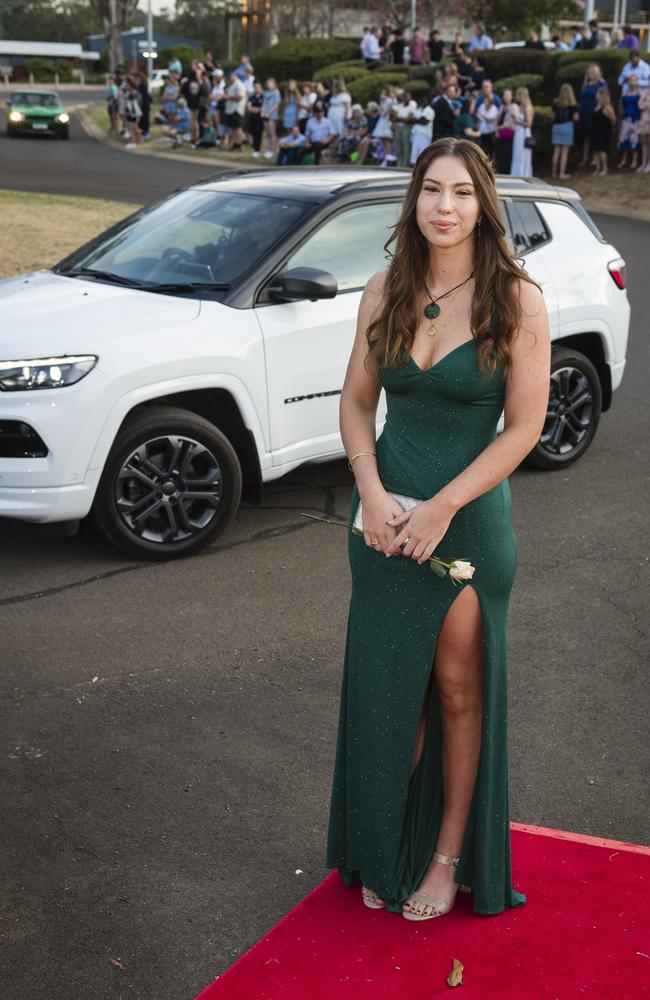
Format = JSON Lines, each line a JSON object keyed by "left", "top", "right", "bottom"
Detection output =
{"left": 503, "top": 89, "right": 512, "bottom": 104}
{"left": 416, "top": 156, "right": 481, "bottom": 249}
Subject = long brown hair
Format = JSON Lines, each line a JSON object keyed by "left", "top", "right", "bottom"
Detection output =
{"left": 366, "top": 137, "right": 540, "bottom": 381}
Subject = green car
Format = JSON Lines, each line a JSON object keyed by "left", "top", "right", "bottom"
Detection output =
{"left": 6, "top": 89, "right": 70, "bottom": 139}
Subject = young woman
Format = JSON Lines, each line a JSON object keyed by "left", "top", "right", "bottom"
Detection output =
{"left": 372, "top": 84, "right": 397, "bottom": 163}
{"left": 123, "top": 80, "right": 142, "bottom": 149}
{"left": 298, "top": 82, "right": 317, "bottom": 134}
{"left": 282, "top": 79, "right": 300, "bottom": 132}
{"left": 577, "top": 64, "right": 606, "bottom": 167}
{"left": 454, "top": 95, "right": 481, "bottom": 142}
{"left": 587, "top": 86, "right": 616, "bottom": 176}
{"left": 635, "top": 86, "right": 650, "bottom": 172}
{"left": 551, "top": 83, "right": 580, "bottom": 179}
{"left": 326, "top": 137, "right": 550, "bottom": 919}
{"left": 510, "top": 86, "right": 535, "bottom": 177}
{"left": 494, "top": 89, "right": 519, "bottom": 174}
{"left": 617, "top": 75, "right": 641, "bottom": 170}
{"left": 410, "top": 91, "right": 435, "bottom": 165}
{"left": 327, "top": 77, "right": 352, "bottom": 137}
{"left": 476, "top": 90, "right": 498, "bottom": 158}
{"left": 261, "top": 77, "right": 280, "bottom": 159}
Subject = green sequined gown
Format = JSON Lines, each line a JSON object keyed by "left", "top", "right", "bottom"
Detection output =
{"left": 325, "top": 340, "right": 527, "bottom": 915}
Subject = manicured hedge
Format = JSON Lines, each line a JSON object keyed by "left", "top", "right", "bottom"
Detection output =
{"left": 493, "top": 74, "right": 545, "bottom": 102}
{"left": 403, "top": 79, "right": 433, "bottom": 97}
{"left": 478, "top": 49, "right": 553, "bottom": 81}
{"left": 253, "top": 38, "right": 359, "bottom": 83}
{"left": 313, "top": 64, "right": 370, "bottom": 84}
{"left": 407, "top": 65, "right": 436, "bottom": 83}
{"left": 348, "top": 71, "right": 409, "bottom": 105}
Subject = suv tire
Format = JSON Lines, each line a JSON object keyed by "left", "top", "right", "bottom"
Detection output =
{"left": 525, "top": 346, "right": 602, "bottom": 470}
{"left": 91, "top": 406, "right": 242, "bottom": 560}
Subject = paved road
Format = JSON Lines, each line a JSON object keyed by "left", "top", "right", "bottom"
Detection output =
{"left": 0, "top": 201, "right": 647, "bottom": 997}
{"left": 0, "top": 108, "right": 215, "bottom": 203}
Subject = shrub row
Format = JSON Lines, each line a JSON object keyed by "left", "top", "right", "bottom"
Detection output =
{"left": 492, "top": 74, "right": 545, "bottom": 102}
{"left": 253, "top": 38, "right": 359, "bottom": 84}
{"left": 347, "top": 71, "right": 409, "bottom": 105}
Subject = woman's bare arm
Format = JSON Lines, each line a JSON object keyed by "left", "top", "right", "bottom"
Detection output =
{"left": 339, "top": 270, "right": 406, "bottom": 552}
{"left": 339, "top": 270, "right": 385, "bottom": 498}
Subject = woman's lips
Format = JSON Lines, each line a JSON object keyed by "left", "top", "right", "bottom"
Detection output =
{"left": 433, "top": 221, "right": 456, "bottom": 230}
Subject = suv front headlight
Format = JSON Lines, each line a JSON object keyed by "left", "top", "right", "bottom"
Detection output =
{"left": 0, "top": 355, "right": 97, "bottom": 391}
{"left": 57, "top": 113, "right": 70, "bottom": 123}
{"left": 8, "top": 110, "right": 24, "bottom": 123}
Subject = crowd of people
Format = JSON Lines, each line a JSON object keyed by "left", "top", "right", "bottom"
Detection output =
{"left": 358, "top": 19, "right": 646, "bottom": 63}
{"left": 104, "top": 26, "right": 650, "bottom": 176}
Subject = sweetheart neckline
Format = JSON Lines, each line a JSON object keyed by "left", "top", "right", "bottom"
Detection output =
{"left": 408, "top": 338, "right": 475, "bottom": 374}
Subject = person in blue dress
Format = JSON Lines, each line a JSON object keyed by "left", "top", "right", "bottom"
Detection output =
{"left": 577, "top": 63, "right": 606, "bottom": 167}
{"left": 282, "top": 79, "right": 300, "bottom": 132}
{"left": 616, "top": 75, "right": 641, "bottom": 170}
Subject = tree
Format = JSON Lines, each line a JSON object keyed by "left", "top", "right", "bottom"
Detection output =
{"left": 0, "top": 0, "right": 102, "bottom": 43}
{"left": 461, "top": 0, "right": 580, "bottom": 38}
{"left": 89, "top": 0, "right": 140, "bottom": 70}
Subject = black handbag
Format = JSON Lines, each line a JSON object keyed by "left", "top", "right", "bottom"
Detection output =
{"left": 524, "top": 133, "right": 536, "bottom": 149}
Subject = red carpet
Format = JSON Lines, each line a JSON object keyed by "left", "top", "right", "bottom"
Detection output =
{"left": 195, "top": 824, "right": 650, "bottom": 999}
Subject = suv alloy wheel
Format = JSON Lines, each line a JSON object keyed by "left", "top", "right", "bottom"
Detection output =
{"left": 91, "top": 406, "right": 242, "bottom": 559}
{"left": 525, "top": 347, "right": 602, "bottom": 470}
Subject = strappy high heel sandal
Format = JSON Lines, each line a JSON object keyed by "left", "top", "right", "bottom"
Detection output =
{"left": 361, "top": 885, "right": 386, "bottom": 909}
{"left": 402, "top": 851, "right": 470, "bottom": 922}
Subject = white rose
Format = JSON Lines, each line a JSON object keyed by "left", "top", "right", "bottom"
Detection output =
{"left": 449, "top": 560, "right": 475, "bottom": 581}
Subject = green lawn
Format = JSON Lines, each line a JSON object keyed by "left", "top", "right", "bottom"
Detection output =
{"left": 0, "top": 188, "right": 140, "bottom": 278}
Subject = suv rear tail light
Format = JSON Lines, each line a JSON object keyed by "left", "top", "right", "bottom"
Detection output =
{"left": 608, "top": 258, "right": 627, "bottom": 289}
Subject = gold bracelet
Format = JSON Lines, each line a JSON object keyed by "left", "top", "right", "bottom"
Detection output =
{"left": 347, "top": 451, "right": 377, "bottom": 472}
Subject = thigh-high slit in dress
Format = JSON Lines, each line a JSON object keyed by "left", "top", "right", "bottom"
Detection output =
{"left": 325, "top": 338, "right": 527, "bottom": 916}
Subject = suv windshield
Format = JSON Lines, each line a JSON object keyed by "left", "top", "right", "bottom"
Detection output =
{"left": 55, "top": 189, "right": 311, "bottom": 290}
{"left": 12, "top": 93, "right": 59, "bottom": 106}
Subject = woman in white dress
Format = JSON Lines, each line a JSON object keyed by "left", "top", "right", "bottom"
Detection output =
{"left": 510, "top": 86, "right": 535, "bottom": 177}
{"left": 373, "top": 84, "right": 397, "bottom": 162}
{"left": 327, "top": 77, "right": 352, "bottom": 136}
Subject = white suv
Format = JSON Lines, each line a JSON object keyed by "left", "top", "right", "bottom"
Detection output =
{"left": 0, "top": 168, "right": 630, "bottom": 558}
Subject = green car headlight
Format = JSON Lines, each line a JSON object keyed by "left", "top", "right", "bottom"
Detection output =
{"left": 57, "top": 113, "right": 69, "bottom": 123}
{"left": 0, "top": 355, "right": 97, "bottom": 391}
{"left": 9, "top": 110, "right": 24, "bottom": 123}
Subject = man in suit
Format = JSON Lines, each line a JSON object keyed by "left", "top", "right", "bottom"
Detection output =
{"left": 432, "top": 83, "right": 459, "bottom": 139}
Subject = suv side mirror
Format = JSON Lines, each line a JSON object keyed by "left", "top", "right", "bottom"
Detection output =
{"left": 268, "top": 266, "right": 337, "bottom": 302}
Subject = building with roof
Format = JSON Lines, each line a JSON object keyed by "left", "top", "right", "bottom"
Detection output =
{"left": 0, "top": 40, "right": 100, "bottom": 80}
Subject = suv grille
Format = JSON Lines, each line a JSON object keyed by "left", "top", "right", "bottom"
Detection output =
{"left": 0, "top": 421, "right": 49, "bottom": 458}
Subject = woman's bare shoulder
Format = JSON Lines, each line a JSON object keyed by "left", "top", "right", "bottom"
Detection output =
{"left": 514, "top": 275, "right": 545, "bottom": 315}
{"left": 511, "top": 276, "right": 549, "bottom": 354}
{"left": 359, "top": 268, "right": 389, "bottom": 317}
{"left": 364, "top": 268, "right": 389, "bottom": 297}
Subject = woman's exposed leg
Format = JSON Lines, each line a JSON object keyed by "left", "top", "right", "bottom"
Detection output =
{"left": 403, "top": 584, "right": 484, "bottom": 915}
{"left": 551, "top": 144, "right": 560, "bottom": 177}
{"left": 558, "top": 145, "right": 571, "bottom": 178}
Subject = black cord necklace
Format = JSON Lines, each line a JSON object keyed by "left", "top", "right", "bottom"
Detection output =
{"left": 424, "top": 271, "right": 475, "bottom": 337}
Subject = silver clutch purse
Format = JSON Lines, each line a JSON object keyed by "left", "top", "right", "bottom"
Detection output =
{"left": 353, "top": 491, "right": 423, "bottom": 532}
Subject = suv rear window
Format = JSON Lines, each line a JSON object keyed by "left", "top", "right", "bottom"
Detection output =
{"left": 507, "top": 200, "right": 550, "bottom": 253}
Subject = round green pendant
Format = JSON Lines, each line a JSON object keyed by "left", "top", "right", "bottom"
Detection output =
{"left": 424, "top": 302, "right": 440, "bottom": 320}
